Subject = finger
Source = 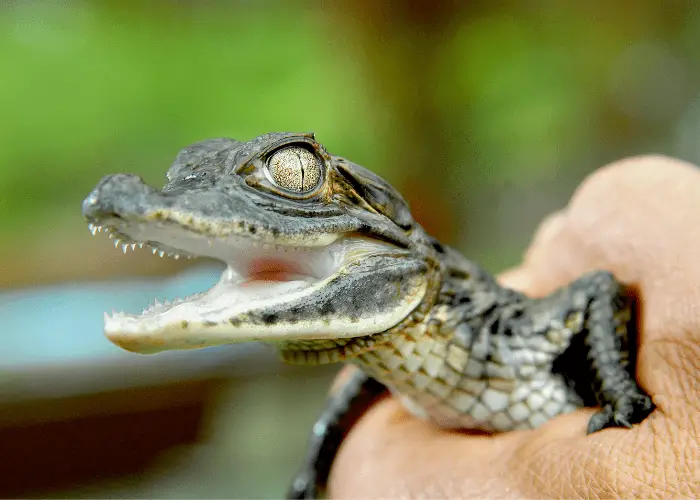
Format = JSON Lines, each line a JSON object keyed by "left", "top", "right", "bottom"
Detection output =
{"left": 504, "top": 156, "right": 700, "bottom": 497}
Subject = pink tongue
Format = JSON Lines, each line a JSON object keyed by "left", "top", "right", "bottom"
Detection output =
{"left": 242, "top": 258, "right": 302, "bottom": 285}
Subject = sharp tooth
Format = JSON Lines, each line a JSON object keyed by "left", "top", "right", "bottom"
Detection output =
{"left": 103, "top": 311, "right": 110, "bottom": 322}
{"left": 131, "top": 243, "right": 136, "bottom": 251}
{"left": 154, "top": 298, "right": 161, "bottom": 306}
{"left": 158, "top": 250, "right": 165, "bottom": 258}
{"left": 97, "top": 226, "right": 103, "bottom": 233}
{"left": 138, "top": 243, "right": 144, "bottom": 249}
{"left": 152, "top": 247, "right": 158, "bottom": 255}
{"left": 89, "top": 224, "right": 98, "bottom": 236}
{"left": 173, "top": 254, "right": 180, "bottom": 260}
{"left": 121, "top": 244, "right": 129, "bottom": 253}
{"left": 113, "top": 239, "right": 120, "bottom": 248}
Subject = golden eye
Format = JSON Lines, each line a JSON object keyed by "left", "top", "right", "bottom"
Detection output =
{"left": 266, "top": 146, "right": 322, "bottom": 192}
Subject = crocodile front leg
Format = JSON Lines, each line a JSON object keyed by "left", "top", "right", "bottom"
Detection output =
{"left": 547, "top": 270, "right": 655, "bottom": 433}
{"left": 287, "top": 368, "right": 387, "bottom": 499}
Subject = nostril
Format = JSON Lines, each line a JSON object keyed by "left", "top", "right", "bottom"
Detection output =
{"left": 82, "top": 173, "right": 146, "bottom": 219}
{"left": 81, "top": 190, "right": 102, "bottom": 217}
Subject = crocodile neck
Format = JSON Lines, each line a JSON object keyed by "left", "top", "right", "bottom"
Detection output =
{"left": 350, "top": 248, "right": 529, "bottom": 428}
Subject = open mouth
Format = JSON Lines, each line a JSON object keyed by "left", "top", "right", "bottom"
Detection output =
{"left": 89, "top": 220, "right": 427, "bottom": 354}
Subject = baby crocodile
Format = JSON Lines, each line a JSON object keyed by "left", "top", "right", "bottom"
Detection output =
{"left": 82, "top": 132, "right": 654, "bottom": 499}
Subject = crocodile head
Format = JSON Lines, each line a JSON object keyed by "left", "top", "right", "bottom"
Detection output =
{"left": 82, "top": 133, "right": 441, "bottom": 362}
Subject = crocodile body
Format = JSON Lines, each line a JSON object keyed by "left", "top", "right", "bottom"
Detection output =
{"left": 82, "top": 133, "right": 654, "bottom": 498}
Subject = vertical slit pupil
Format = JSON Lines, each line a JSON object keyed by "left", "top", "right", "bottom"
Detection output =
{"left": 268, "top": 146, "right": 320, "bottom": 192}
{"left": 297, "top": 150, "right": 305, "bottom": 190}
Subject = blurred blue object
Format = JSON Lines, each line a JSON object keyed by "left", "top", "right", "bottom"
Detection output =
{"left": 0, "top": 264, "right": 276, "bottom": 400}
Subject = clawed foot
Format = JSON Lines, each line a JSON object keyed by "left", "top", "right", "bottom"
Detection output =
{"left": 587, "top": 392, "right": 655, "bottom": 434}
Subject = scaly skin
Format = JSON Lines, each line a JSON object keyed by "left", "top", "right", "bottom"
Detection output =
{"left": 82, "top": 133, "right": 654, "bottom": 499}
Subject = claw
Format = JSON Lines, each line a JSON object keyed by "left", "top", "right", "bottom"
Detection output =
{"left": 616, "top": 417, "right": 633, "bottom": 428}
{"left": 587, "top": 405, "right": 613, "bottom": 434}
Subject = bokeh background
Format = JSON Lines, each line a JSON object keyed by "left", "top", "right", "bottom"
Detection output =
{"left": 2, "top": 1, "right": 699, "bottom": 498}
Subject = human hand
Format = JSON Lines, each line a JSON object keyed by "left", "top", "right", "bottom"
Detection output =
{"left": 329, "top": 156, "right": 700, "bottom": 499}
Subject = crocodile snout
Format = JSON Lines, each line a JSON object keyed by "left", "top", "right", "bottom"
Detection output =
{"left": 82, "top": 174, "right": 150, "bottom": 222}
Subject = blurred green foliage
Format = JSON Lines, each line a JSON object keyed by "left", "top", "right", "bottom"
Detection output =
{"left": 0, "top": 1, "right": 387, "bottom": 236}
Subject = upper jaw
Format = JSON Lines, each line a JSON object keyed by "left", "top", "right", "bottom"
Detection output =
{"left": 82, "top": 172, "right": 360, "bottom": 246}
{"left": 82, "top": 172, "right": 414, "bottom": 252}
{"left": 87, "top": 217, "right": 340, "bottom": 263}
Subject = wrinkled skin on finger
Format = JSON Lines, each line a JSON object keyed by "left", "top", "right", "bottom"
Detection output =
{"left": 329, "top": 156, "right": 700, "bottom": 499}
